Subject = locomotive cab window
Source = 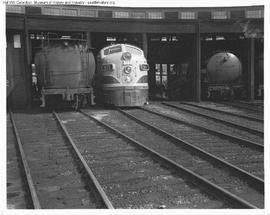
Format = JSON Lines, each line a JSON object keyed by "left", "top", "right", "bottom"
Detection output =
{"left": 125, "top": 46, "right": 142, "bottom": 56}
{"left": 104, "top": 45, "right": 122, "bottom": 55}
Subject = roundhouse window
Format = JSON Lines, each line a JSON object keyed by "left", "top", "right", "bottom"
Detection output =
{"left": 180, "top": 12, "right": 196, "bottom": 19}
{"left": 212, "top": 11, "right": 228, "bottom": 19}
{"left": 42, "top": 7, "right": 61, "bottom": 16}
{"left": 62, "top": 8, "right": 78, "bottom": 16}
{"left": 79, "top": 9, "right": 96, "bottom": 17}
{"left": 114, "top": 11, "right": 129, "bottom": 18}
{"left": 131, "top": 12, "right": 146, "bottom": 19}
{"left": 6, "top": 5, "right": 25, "bottom": 14}
{"left": 147, "top": 12, "right": 163, "bottom": 19}
{"left": 246, "top": 10, "right": 263, "bottom": 18}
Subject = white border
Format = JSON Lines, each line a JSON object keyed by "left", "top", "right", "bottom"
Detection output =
{"left": 1, "top": 1, "right": 269, "bottom": 215}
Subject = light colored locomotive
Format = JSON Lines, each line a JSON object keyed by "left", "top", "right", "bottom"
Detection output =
{"left": 95, "top": 44, "right": 149, "bottom": 106}
{"left": 35, "top": 40, "right": 95, "bottom": 109}
{"left": 205, "top": 52, "right": 243, "bottom": 99}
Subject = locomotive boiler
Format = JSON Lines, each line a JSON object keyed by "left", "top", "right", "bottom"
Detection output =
{"left": 34, "top": 40, "right": 95, "bottom": 109}
{"left": 204, "top": 52, "right": 243, "bottom": 100}
{"left": 95, "top": 44, "right": 149, "bottom": 106}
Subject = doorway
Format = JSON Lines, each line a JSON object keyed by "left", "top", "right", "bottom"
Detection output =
{"left": 148, "top": 34, "right": 193, "bottom": 100}
{"left": 6, "top": 30, "right": 29, "bottom": 109}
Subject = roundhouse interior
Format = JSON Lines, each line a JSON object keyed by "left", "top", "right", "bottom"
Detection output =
{"left": 6, "top": 5, "right": 264, "bottom": 109}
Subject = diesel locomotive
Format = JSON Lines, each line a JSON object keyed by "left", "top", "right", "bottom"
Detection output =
{"left": 34, "top": 38, "right": 95, "bottom": 109}
{"left": 203, "top": 52, "right": 243, "bottom": 100}
{"left": 95, "top": 44, "right": 149, "bottom": 106}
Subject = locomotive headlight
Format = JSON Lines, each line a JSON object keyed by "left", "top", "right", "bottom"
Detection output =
{"left": 140, "top": 64, "right": 149, "bottom": 71}
{"left": 122, "top": 52, "right": 132, "bottom": 61}
{"left": 124, "top": 66, "right": 132, "bottom": 74}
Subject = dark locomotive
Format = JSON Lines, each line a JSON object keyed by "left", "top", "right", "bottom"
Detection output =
{"left": 202, "top": 51, "right": 243, "bottom": 100}
{"left": 34, "top": 36, "right": 95, "bottom": 109}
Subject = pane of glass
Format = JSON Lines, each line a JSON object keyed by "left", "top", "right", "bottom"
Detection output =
{"left": 148, "top": 12, "right": 162, "bottom": 19}
{"left": 162, "top": 76, "right": 167, "bottom": 87}
{"left": 114, "top": 11, "right": 129, "bottom": 18}
{"left": 104, "top": 45, "right": 122, "bottom": 55}
{"left": 155, "top": 64, "right": 160, "bottom": 75}
{"left": 156, "top": 75, "right": 161, "bottom": 84}
{"left": 162, "top": 64, "right": 167, "bottom": 75}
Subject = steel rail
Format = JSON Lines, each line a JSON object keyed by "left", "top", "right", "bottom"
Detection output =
{"left": 9, "top": 111, "right": 41, "bottom": 209}
{"left": 162, "top": 102, "right": 263, "bottom": 137}
{"left": 180, "top": 102, "right": 263, "bottom": 123}
{"left": 239, "top": 101, "right": 264, "bottom": 107}
{"left": 80, "top": 110, "right": 258, "bottom": 209}
{"left": 53, "top": 111, "right": 114, "bottom": 209}
{"left": 140, "top": 107, "right": 264, "bottom": 152}
{"left": 220, "top": 102, "right": 263, "bottom": 112}
{"left": 118, "top": 108, "right": 264, "bottom": 189}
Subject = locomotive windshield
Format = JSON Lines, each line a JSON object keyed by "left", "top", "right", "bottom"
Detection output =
{"left": 125, "top": 46, "right": 142, "bottom": 56}
{"left": 104, "top": 45, "right": 122, "bottom": 55}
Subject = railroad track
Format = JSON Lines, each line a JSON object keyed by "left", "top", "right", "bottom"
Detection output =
{"left": 7, "top": 109, "right": 264, "bottom": 208}
{"left": 239, "top": 100, "right": 264, "bottom": 107}
{"left": 220, "top": 101, "right": 263, "bottom": 112}
{"left": 179, "top": 101, "right": 263, "bottom": 123}
{"left": 57, "top": 110, "right": 244, "bottom": 208}
{"left": 81, "top": 108, "right": 264, "bottom": 208}
{"left": 9, "top": 111, "right": 111, "bottom": 209}
{"left": 132, "top": 105, "right": 263, "bottom": 177}
{"left": 161, "top": 102, "right": 263, "bottom": 137}
{"left": 145, "top": 103, "right": 263, "bottom": 147}
{"left": 7, "top": 113, "right": 30, "bottom": 209}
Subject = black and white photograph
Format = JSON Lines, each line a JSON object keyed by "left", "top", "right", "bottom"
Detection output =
{"left": 1, "top": 0, "right": 269, "bottom": 214}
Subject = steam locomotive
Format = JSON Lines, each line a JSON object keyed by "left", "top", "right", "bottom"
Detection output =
{"left": 34, "top": 38, "right": 95, "bottom": 109}
{"left": 95, "top": 44, "right": 149, "bottom": 106}
{"left": 202, "top": 52, "right": 243, "bottom": 100}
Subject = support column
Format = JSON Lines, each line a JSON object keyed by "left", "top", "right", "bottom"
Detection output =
{"left": 194, "top": 21, "right": 201, "bottom": 102}
{"left": 86, "top": 32, "right": 95, "bottom": 105}
{"left": 142, "top": 33, "right": 148, "bottom": 58}
{"left": 247, "top": 38, "right": 255, "bottom": 101}
{"left": 87, "top": 32, "right": 92, "bottom": 48}
{"left": 24, "top": 17, "right": 32, "bottom": 109}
